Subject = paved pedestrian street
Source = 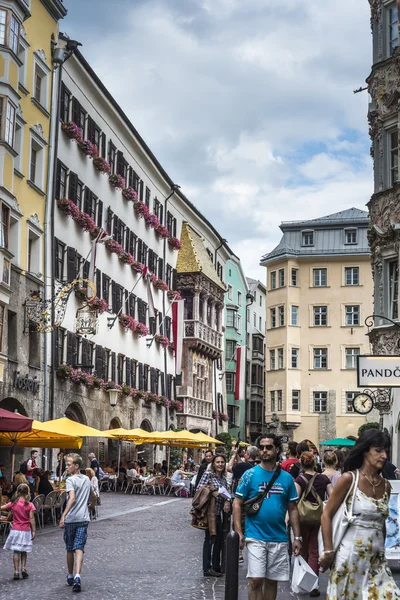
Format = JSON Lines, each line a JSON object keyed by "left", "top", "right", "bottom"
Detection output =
{"left": 1, "top": 493, "right": 400, "bottom": 600}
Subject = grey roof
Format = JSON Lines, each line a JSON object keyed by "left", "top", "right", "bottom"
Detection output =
{"left": 260, "top": 207, "right": 370, "bottom": 265}
{"left": 246, "top": 278, "right": 267, "bottom": 293}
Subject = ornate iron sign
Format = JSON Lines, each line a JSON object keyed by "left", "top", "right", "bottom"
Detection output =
{"left": 75, "top": 305, "right": 98, "bottom": 336}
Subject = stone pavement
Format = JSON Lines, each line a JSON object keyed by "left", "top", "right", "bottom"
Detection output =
{"left": 0, "top": 492, "right": 399, "bottom": 600}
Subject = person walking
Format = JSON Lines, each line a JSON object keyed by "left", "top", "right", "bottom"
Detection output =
{"left": 88, "top": 453, "right": 100, "bottom": 480}
{"left": 233, "top": 434, "right": 302, "bottom": 600}
{"left": 25, "top": 450, "right": 38, "bottom": 485}
{"left": 321, "top": 451, "right": 341, "bottom": 488}
{"left": 294, "top": 452, "right": 332, "bottom": 597}
{"left": 320, "top": 429, "right": 400, "bottom": 599}
{"left": 193, "top": 449, "right": 214, "bottom": 493}
{"left": 59, "top": 453, "right": 94, "bottom": 593}
{"left": 289, "top": 441, "right": 309, "bottom": 479}
{"left": 1, "top": 483, "right": 36, "bottom": 580}
{"left": 281, "top": 441, "right": 299, "bottom": 473}
{"left": 197, "top": 454, "right": 231, "bottom": 577}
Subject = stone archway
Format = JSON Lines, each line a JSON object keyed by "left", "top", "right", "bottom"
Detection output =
{"left": 139, "top": 419, "right": 154, "bottom": 467}
{"left": 65, "top": 402, "right": 87, "bottom": 425}
{"left": 0, "top": 397, "right": 28, "bottom": 416}
{"left": 107, "top": 417, "right": 122, "bottom": 467}
{"left": 0, "top": 398, "right": 29, "bottom": 473}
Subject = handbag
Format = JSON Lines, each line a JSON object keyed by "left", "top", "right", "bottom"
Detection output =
{"left": 297, "top": 474, "right": 323, "bottom": 525}
{"left": 243, "top": 467, "right": 281, "bottom": 516}
{"left": 318, "top": 469, "right": 359, "bottom": 556}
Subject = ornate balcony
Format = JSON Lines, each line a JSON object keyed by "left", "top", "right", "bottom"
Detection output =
{"left": 184, "top": 319, "right": 222, "bottom": 359}
{"left": 176, "top": 395, "right": 214, "bottom": 431}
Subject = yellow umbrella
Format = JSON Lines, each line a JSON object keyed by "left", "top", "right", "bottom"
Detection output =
{"left": 39, "top": 417, "right": 112, "bottom": 438}
{"left": 191, "top": 432, "right": 223, "bottom": 445}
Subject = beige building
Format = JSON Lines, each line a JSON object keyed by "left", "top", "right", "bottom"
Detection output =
{"left": 260, "top": 208, "right": 374, "bottom": 445}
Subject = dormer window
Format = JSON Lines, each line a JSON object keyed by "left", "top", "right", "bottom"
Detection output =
{"left": 345, "top": 228, "right": 357, "bottom": 245}
{"left": 302, "top": 230, "right": 314, "bottom": 246}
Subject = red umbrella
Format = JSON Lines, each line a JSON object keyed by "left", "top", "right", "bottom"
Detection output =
{"left": 0, "top": 408, "right": 33, "bottom": 432}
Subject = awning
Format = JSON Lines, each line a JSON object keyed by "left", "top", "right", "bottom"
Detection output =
{"left": 0, "top": 408, "right": 33, "bottom": 433}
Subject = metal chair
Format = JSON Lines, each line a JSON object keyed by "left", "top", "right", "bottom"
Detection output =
{"left": 43, "top": 491, "right": 59, "bottom": 526}
{"left": 125, "top": 476, "right": 134, "bottom": 494}
{"left": 32, "top": 494, "right": 45, "bottom": 529}
{"left": 0, "top": 511, "right": 12, "bottom": 542}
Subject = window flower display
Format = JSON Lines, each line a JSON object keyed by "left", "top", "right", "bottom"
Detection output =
{"left": 119, "top": 251, "right": 134, "bottom": 265}
{"left": 77, "top": 139, "right": 98, "bottom": 158}
{"left": 108, "top": 173, "right": 126, "bottom": 189}
{"left": 154, "top": 279, "right": 169, "bottom": 292}
{"left": 122, "top": 187, "right": 138, "bottom": 201}
{"left": 168, "top": 236, "right": 182, "bottom": 250}
{"left": 93, "top": 156, "right": 111, "bottom": 174}
{"left": 144, "top": 213, "right": 160, "bottom": 229}
{"left": 155, "top": 223, "right": 169, "bottom": 239}
{"left": 167, "top": 290, "right": 182, "bottom": 301}
{"left": 131, "top": 260, "right": 145, "bottom": 274}
{"left": 134, "top": 201, "right": 149, "bottom": 218}
{"left": 104, "top": 239, "right": 124, "bottom": 256}
{"left": 61, "top": 121, "right": 82, "bottom": 141}
{"left": 154, "top": 335, "right": 170, "bottom": 348}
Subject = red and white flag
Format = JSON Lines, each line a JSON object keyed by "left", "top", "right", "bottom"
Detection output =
{"left": 235, "top": 345, "right": 246, "bottom": 401}
{"left": 172, "top": 299, "right": 184, "bottom": 375}
{"left": 88, "top": 229, "right": 108, "bottom": 298}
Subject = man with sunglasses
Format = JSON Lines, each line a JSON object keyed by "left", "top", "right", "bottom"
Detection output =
{"left": 233, "top": 434, "right": 302, "bottom": 600}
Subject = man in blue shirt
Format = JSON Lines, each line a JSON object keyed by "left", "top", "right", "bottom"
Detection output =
{"left": 233, "top": 434, "right": 302, "bottom": 600}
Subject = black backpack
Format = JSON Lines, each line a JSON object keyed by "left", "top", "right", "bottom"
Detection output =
{"left": 19, "top": 460, "right": 28, "bottom": 474}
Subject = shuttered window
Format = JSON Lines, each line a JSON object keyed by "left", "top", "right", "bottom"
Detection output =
{"left": 139, "top": 180, "right": 144, "bottom": 202}
{"left": 143, "top": 364, "right": 149, "bottom": 390}
{"left": 95, "top": 269, "right": 101, "bottom": 298}
{"left": 154, "top": 198, "right": 163, "bottom": 223}
{"left": 67, "top": 247, "right": 77, "bottom": 283}
{"left": 68, "top": 171, "right": 78, "bottom": 204}
{"left": 150, "top": 367, "right": 157, "bottom": 393}
{"left": 67, "top": 331, "right": 77, "bottom": 366}
{"left": 81, "top": 338, "right": 93, "bottom": 372}
{"left": 145, "top": 186, "right": 151, "bottom": 208}
{"left": 102, "top": 275, "right": 110, "bottom": 303}
{"left": 95, "top": 345, "right": 104, "bottom": 379}
{"left": 129, "top": 293, "right": 136, "bottom": 317}
{"left": 158, "top": 257, "right": 164, "bottom": 280}
{"left": 107, "top": 207, "right": 113, "bottom": 233}
{"left": 111, "top": 351, "right": 116, "bottom": 381}
{"left": 165, "top": 316, "right": 172, "bottom": 340}
{"left": 125, "top": 358, "right": 131, "bottom": 386}
{"left": 166, "top": 264, "right": 173, "bottom": 288}
{"left": 117, "top": 354, "right": 125, "bottom": 385}
{"left": 137, "top": 299, "right": 147, "bottom": 325}
{"left": 55, "top": 160, "right": 68, "bottom": 200}
{"left": 97, "top": 200, "right": 103, "bottom": 228}
{"left": 55, "top": 239, "right": 66, "bottom": 280}
{"left": 60, "top": 82, "right": 71, "bottom": 122}
{"left": 131, "top": 359, "right": 137, "bottom": 387}
{"left": 138, "top": 362, "right": 144, "bottom": 390}
{"left": 167, "top": 211, "right": 177, "bottom": 237}
{"left": 108, "top": 140, "right": 116, "bottom": 174}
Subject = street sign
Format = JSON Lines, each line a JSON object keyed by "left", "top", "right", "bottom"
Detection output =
{"left": 357, "top": 355, "right": 400, "bottom": 388}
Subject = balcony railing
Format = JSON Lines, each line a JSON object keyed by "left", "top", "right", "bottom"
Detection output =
{"left": 184, "top": 320, "right": 222, "bottom": 350}
{"left": 178, "top": 396, "right": 213, "bottom": 420}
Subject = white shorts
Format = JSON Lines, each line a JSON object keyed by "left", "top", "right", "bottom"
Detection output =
{"left": 246, "top": 539, "right": 290, "bottom": 581}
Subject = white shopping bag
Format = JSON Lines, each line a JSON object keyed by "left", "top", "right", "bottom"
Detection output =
{"left": 291, "top": 555, "right": 319, "bottom": 594}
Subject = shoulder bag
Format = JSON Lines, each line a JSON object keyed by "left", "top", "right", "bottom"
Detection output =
{"left": 297, "top": 473, "right": 324, "bottom": 525}
{"left": 243, "top": 466, "right": 281, "bottom": 516}
{"left": 318, "top": 469, "right": 359, "bottom": 555}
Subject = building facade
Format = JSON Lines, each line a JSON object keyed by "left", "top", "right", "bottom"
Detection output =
{"left": 224, "top": 256, "right": 248, "bottom": 439}
{"left": 0, "top": 0, "right": 66, "bottom": 468}
{"left": 49, "top": 46, "right": 229, "bottom": 464}
{"left": 246, "top": 278, "right": 266, "bottom": 443}
{"left": 260, "top": 209, "right": 373, "bottom": 444}
{"left": 367, "top": 0, "right": 400, "bottom": 464}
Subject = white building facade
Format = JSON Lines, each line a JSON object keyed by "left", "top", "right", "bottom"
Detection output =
{"left": 246, "top": 278, "right": 266, "bottom": 442}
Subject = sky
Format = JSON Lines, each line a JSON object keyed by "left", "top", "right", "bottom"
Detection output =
{"left": 63, "top": 0, "right": 373, "bottom": 281}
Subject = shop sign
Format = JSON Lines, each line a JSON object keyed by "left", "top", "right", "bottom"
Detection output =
{"left": 13, "top": 371, "right": 40, "bottom": 394}
{"left": 75, "top": 307, "right": 98, "bottom": 335}
{"left": 358, "top": 355, "right": 400, "bottom": 388}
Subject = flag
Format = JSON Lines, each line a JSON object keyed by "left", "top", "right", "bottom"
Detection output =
{"left": 235, "top": 345, "right": 246, "bottom": 401}
{"left": 146, "top": 273, "right": 156, "bottom": 320}
{"left": 87, "top": 229, "right": 108, "bottom": 298}
{"left": 172, "top": 299, "right": 184, "bottom": 375}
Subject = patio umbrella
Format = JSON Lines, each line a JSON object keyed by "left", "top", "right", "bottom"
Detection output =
{"left": 0, "top": 408, "right": 33, "bottom": 432}
{"left": 320, "top": 438, "right": 356, "bottom": 447}
{"left": 191, "top": 432, "right": 223, "bottom": 445}
{"left": 39, "top": 417, "right": 110, "bottom": 438}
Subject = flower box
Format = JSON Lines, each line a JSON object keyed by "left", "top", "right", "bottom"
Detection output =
{"left": 119, "top": 251, "right": 134, "bottom": 265}
{"left": 154, "top": 279, "right": 168, "bottom": 292}
{"left": 122, "top": 187, "right": 138, "bottom": 201}
{"left": 56, "top": 364, "right": 72, "bottom": 380}
{"left": 134, "top": 201, "right": 149, "bottom": 218}
{"left": 144, "top": 213, "right": 160, "bottom": 229}
{"left": 103, "top": 380, "right": 122, "bottom": 392}
{"left": 104, "top": 239, "right": 123, "bottom": 255}
{"left": 77, "top": 139, "right": 98, "bottom": 158}
{"left": 75, "top": 211, "right": 97, "bottom": 233}
{"left": 167, "top": 290, "right": 182, "bottom": 301}
{"left": 61, "top": 122, "right": 82, "bottom": 141}
{"left": 57, "top": 198, "right": 81, "bottom": 219}
{"left": 118, "top": 314, "right": 149, "bottom": 337}
{"left": 155, "top": 223, "right": 169, "bottom": 239}
{"left": 88, "top": 296, "right": 109, "bottom": 314}
{"left": 109, "top": 173, "right": 126, "bottom": 189}
{"left": 131, "top": 260, "right": 145, "bottom": 274}
{"left": 93, "top": 156, "right": 111, "bottom": 174}
{"left": 168, "top": 236, "right": 182, "bottom": 250}
{"left": 155, "top": 334, "right": 170, "bottom": 348}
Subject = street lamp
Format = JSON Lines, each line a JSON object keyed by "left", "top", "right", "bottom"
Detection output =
{"left": 107, "top": 389, "right": 119, "bottom": 407}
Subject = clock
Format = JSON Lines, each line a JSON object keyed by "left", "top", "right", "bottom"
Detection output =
{"left": 352, "top": 393, "right": 374, "bottom": 415}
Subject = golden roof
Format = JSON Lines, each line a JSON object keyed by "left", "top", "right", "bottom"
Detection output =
{"left": 176, "top": 222, "right": 225, "bottom": 289}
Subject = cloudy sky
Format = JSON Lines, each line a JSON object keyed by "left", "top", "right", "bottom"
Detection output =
{"left": 63, "top": 0, "right": 372, "bottom": 280}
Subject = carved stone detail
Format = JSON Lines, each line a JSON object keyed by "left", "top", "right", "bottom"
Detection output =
{"left": 28, "top": 213, "right": 42, "bottom": 229}
{"left": 31, "top": 123, "right": 45, "bottom": 140}
{"left": 36, "top": 49, "right": 47, "bottom": 63}
{"left": 368, "top": 328, "right": 400, "bottom": 355}
{"left": 367, "top": 58, "right": 400, "bottom": 119}
{"left": 17, "top": 104, "right": 24, "bottom": 119}
{"left": 9, "top": 198, "right": 22, "bottom": 214}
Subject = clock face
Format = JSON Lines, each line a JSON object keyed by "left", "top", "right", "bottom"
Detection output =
{"left": 352, "top": 393, "right": 374, "bottom": 415}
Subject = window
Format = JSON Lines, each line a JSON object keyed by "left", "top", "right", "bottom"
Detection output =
{"left": 270, "top": 349, "right": 275, "bottom": 370}
{"left": 277, "top": 390, "right": 283, "bottom": 411}
{"left": 259, "top": 295, "right": 262, "bottom": 307}
{"left": 345, "top": 305, "right": 360, "bottom": 326}
{"left": 345, "top": 267, "right": 359, "bottom": 286}
{"left": 279, "top": 268, "right": 285, "bottom": 287}
{"left": 153, "top": 198, "right": 163, "bottom": 223}
{"left": 313, "top": 391, "right": 327, "bottom": 413}
{"left": 29, "top": 137, "right": 45, "bottom": 189}
{"left": 313, "top": 305, "right": 327, "bottom": 326}
{"left": 278, "top": 305, "right": 285, "bottom": 326}
{"left": 270, "top": 307, "right": 276, "bottom": 328}
{"left": 55, "top": 239, "right": 65, "bottom": 280}
{"left": 302, "top": 230, "right": 314, "bottom": 246}
{"left": 30, "top": 146, "right": 37, "bottom": 182}
{"left": 252, "top": 364, "right": 264, "bottom": 386}
{"left": 1, "top": 98, "right": 16, "bottom": 147}
{"left": 345, "top": 347, "right": 360, "bottom": 369}
{"left": 228, "top": 405, "right": 239, "bottom": 426}
{"left": 60, "top": 84, "right": 71, "bottom": 122}
{"left": 237, "top": 291, "right": 242, "bottom": 306}
{"left": 291, "top": 306, "right": 298, "bottom": 326}
{"left": 226, "top": 340, "right": 236, "bottom": 360}
{"left": 291, "top": 348, "right": 299, "bottom": 368}
{"left": 167, "top": 211, "right": 177, "bottom": 237}
{"left": 0, "top": 204, "right": 10, "bottom": 249}
{"left": 9, "top": 14, "right": 19, "bottom": 54}
{"left": 27, "top": 228, "right": 41, "bottom": 274}
{"left": 58, "top": 162, "right": 67, "bottom": 199}
{"left": 259, "top": 316, "right": 262, "bottom": 330}
{"left": 345, "top": 391, "right": 356, "bottom": 413}
{"left": 236, "top": 313, "right": 242, "bottom": 331}
{"left": 270, "top": 391, "right": 276, "bottom": 412}
{"left": 270, "top": 271, "right": 276, "bottom": 289}
{"left": 390, "top": 130, "right": 398, "bottom": 186}
{"left": 226, "top": 310, "right": 235, "bottom": 327}
{"left": 247, "top": 308, "right": 250, "bottom": 322}
{"left": 291, "top": 268, "right": 298, "bottom": 286}
{"left": 292, "top": 390, "right": 300, "bottom": 411}
{"left": 226, "top": 372, "right": 235, "bottom": 393}
{"left": 389, "top": 3, "right": 399, "bottom": 55}
{"left": 228, "top": 284, "right": 232, "bottom": 300}
{"left": 313, "top": 348, "right": 327, "bottom": 369}
{"left": 313, "top": 268, "right": 327, "bottom": 287}
{"left": 389, "top": 259, "right": 399, "bottom": 319}
{"left": 278, "top": 348, "right": 284, "bottom": 369}
{"left": 0, "top": 10, "right": 20, "bottom": 53}
{"left": 34, "top": 72, "right": 42, "bottom": 103}
{"left": 0, "top": 10, "right": 5, "bottom": 45}
{"left": 345, "top": 229, "right": 357, "bottom": 245}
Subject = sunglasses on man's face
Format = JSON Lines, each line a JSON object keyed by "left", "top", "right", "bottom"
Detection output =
{"left": 259, "top": 444, "right": 275, "bottom": 451}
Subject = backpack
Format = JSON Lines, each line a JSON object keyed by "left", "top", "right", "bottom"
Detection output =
{"left": 19, "top": 460, "right": 28, "bottom": 475}
{"left": 297, "top": 474, "right": 323, "bottom": 525}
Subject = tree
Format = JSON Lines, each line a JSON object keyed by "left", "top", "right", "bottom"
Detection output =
{"left": 216, "top": 432, "right": 232, "bottom": 457}
{"left": 358, "top": 422, "right": 380, "bottom": 437}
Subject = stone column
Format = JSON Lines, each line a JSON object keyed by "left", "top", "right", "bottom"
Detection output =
{"left": 193, "top": 290, "right": 200, "bottom": 321}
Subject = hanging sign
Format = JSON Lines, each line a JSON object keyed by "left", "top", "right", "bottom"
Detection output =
{"left": 75, "top": 306, "right": 98, "bottom": 336}
{"left": 358, "top": 355, "right": 400, "bottom": 388}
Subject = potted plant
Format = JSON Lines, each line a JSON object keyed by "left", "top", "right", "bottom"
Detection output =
{"left": 119, "top": 251, "right": 134, "bottom": 265}
{"left": 155, "top": 223, "right": 169, "bottom": 239}
{"left": 134, "top": 201, "right": 149, "bottom": 218}
{"left": 56, "top": 364, "right": 72, "bottom": 380}
{"left": 122, "top": 187, "right": 138, "bottom": 201}
{"left": 144, "top": 213, "right": 160, "bottom": 229}
{"left": 77, "top": 139, "right": 98, "bottom": 158}
{"left": 108, "top": 173, "right": 126, "bottom": 189}
{"left": 88, "top": 296, "right": 108, "bottom": 314}
{"left": 154, "top": 334, "right": 170, "bottom": 348}
{"left": 167, "top": 290, "right": 182, "bottom": 301}
{"left": 168, "top": 236, "right": 182, "bottom": 250}
{"left": 61, "top": 122, "right": 82, "bottom": 141}
{"left": 93, "top": 156, "right": 111, "bottom": 174}
{"left": 154, "top": 279, "right": 169, "bottom": 292}
{"left": 57, "top": 198, "right": 81, "bottom": 219}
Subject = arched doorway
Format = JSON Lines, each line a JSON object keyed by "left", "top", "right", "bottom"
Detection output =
{"left": 65, "top": 402, "right": 87, "bottom": 424}
{"left": 0, "top": 398, "right": 29, "bottom": 474}
{"left": 107, "top": 417, "right": 122, "bottom": 467}
{"left": 139, "top": 419, "right": 154, "bottom": 467}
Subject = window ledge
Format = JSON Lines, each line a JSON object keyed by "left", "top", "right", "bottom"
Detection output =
{"left": 28, "top": 364, "right": 41, "bottom": 371}
{"left": 309, "top": 286, "right": 330, "bottom": 289}
{"left": 310, "top": 368, "right": 332, "bottom": 371}
{"left": 27, "top": 180, "right": 45, "bottom": 196}
{"left": 31, "top": 97, "right": 50, "bottom": 118}
{"left": 18, "top": 83, "right": 30, "bottom": 96}
{"left": 311, "top": 325, "right": 331, "bottom": 328}
{"left": 267, "top": 325, "right": 286, "bottom": 331}
{"left": 0, "top": 45, "right": 22, "bottom": 67}
{"left": 14, "top": 168, "right": 24, "bottom": 179}
{"left": 341, "top": 325, "right": 362, "bottom": 328}
{"left": 341, "top": 284, "right": 362, "bottom": 288}
{"left": 0, "top": 141, "right": 18, "bottom": 158}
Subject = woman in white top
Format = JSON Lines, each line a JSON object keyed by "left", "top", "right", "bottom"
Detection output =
{"left": 85, "top": 468, "right": 99, "bottom": 519}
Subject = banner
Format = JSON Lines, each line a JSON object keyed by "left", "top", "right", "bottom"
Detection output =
{"left": 235, "top": 345, "right": 246, "bottom": 400}
{"left": 172, "top": 299, "right": 184, "bottom": 376}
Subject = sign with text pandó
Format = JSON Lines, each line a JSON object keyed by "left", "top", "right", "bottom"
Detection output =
{"left": 357, "top": 355, "right": 400, "bottom": 387}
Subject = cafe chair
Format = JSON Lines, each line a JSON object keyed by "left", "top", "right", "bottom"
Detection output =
{"left": 43, "top": 491, "right": 59, "bottom": 526}
{"left": 32, "top": 494, "right": 45, "bottom": 529}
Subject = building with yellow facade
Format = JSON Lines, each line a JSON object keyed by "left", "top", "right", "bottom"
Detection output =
{"left": 0, "top": 0, "right": 66, "bottom": 432}
{"left": 261, "top": 208, "right": 374, "bottom": 445}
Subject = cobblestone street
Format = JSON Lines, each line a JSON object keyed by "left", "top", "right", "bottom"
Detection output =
{"left": 1, "top": 492, "right": 399, "bottom": 600}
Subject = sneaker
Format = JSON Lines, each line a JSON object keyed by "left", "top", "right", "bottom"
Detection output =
{"left": 21, "top": 569, "right": 29, "bottom": 579}
{"left": 310, "top": 590, "right": 320, "bottom": 597}
{"left": 203, "top": 569, "right": 222, "bottom": 578}
{"left": 238, "top": 555, "right": 244, "bottom": 564}
{"left": 67, "top": 575, "right": 74, "bottom": 586}
{"left": 72, "top": 576, "right": 81, "bottom": 592}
